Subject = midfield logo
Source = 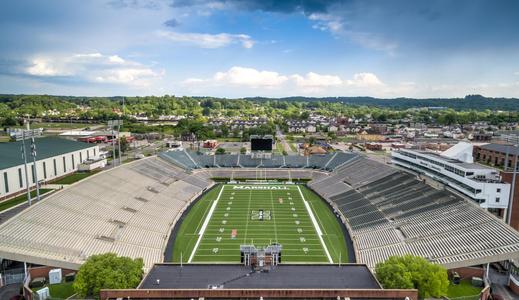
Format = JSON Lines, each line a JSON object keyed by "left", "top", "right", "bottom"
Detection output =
{"left": 251, "top": 209, "right": 272, "bottom": 221}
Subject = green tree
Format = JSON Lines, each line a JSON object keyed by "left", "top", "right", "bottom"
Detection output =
{"left": 375, "top": 255, "right": 449, "bottom": 299}
{"left": 73, "top": 253, "right": 144, "bottom": 299}
{"left": 240, "top": 147, "right": 246, "bottom": 154}
{"left": 216, "top": 148, "right": 226, "bottom": 155}
{"left": 119, "top": 136, "right": 129, "bottom": 153}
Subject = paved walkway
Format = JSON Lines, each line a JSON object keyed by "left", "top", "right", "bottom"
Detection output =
{"left": 0, "top": 283, "right": 22, "bottom": 299}
{"left": 489, "top": 269, "right": 519, "bottom": 300}
{"left": 0, "top": 190, "right": 55, "bottom": 225}
{"left": 276, "top": 126, "right": 296, "bottom": 155}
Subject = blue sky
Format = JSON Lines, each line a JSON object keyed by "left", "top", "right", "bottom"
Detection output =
{"left": 0, "top": 0, "right": 518, "bottom": 98}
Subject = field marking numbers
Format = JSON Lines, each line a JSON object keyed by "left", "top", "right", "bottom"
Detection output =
{"left": 188, "top": 185, "right": 225, "bottom": 263}
{"left": 297, "top": 185, "right": 333, "bottom": 263}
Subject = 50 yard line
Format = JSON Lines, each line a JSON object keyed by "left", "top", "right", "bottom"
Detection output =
{"left": 188, "top": 185, "right": 225, "bottom": 263}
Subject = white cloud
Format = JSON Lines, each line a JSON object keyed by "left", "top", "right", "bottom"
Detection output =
{"left": 345, "top": 72, "right": 384, "bottom": 87}
{"left": 182, "top": 67, "right": 388, "bottom": 94}
{"left": 158, "top": 31, "right": 255, "bottom": 49}
{"left": 25, "top": 53, "right": 161, "bottom": 87}
{"left": 26, "top": 58, "right": 73, "bottom": 77}
{"left": 308, "top": 13, "right": 398, "bottom": 55}
{"left": 213, "top": 66, "right": 288, "bottom": 87}
{"left": 291, "top": 72, "right": 343, "bottom": 88}
{"left": 309, "top": 13, "right": 344, "bottom": 34}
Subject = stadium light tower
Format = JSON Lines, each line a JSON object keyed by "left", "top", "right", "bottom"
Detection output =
{"left": 17, "top": 119, "right": 42, "bottom": 206}
{"left": 20, "top": 131, "right": 32, "bottom": 206}
{"left": 506, "top": 144, "right": 518, "bottom": 225}
{"left": 30, "top": 136, "right": 41, "bottom": 202}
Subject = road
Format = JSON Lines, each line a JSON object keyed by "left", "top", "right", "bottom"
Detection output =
{"left": 276, "top": 126, "right": 296, "bottom": 155}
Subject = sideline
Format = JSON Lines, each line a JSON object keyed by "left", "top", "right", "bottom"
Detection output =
{"left": 188, "top": 185, "right": 226, "bottom": 263}
{"left": 297, "top": 185, "right": 333, "bottom": 263}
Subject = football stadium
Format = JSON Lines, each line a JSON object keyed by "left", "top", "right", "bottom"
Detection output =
{"left": 2, "top": 139, "right": 519, "bottom": 299}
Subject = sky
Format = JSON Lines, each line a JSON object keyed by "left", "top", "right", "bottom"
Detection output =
{"left": 0, "top": 0, "right": 518, "bottom": 98}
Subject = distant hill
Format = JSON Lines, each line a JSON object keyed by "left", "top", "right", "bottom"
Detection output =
{"left": 2, "top": 94, "right": 519, "bottom": 111}
{"left": 246, "top": 95, "right": 519, "bottom": 111}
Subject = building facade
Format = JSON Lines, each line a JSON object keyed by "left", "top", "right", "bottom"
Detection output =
{"left": 391, "top": 143, "right": 510, "bottom": 215}
{"left": 0, "top": 137, "right": 99, "bottom": 200}
{"left": 474, "top": 143, "right": 519, "bottom": 170}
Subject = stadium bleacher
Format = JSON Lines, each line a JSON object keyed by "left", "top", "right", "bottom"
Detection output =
{"left": 0, "top": 157, "right": 212, "bottom": 271}
{"left": 1, "top": 151, "right": 519, "bottom": 273}
{"left": 162, "top": 150, "right": 356, "bottom": 172}
{"left": 309, "top": 156, "right": 519, "bottom": 269}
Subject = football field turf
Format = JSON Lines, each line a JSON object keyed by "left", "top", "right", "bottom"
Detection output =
{"left": 172, "top": 184, "right": 349, "bottom": 264}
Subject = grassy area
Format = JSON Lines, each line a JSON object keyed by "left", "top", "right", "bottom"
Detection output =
{"left": 51, "top": 171, "right": 99, "bottom": 185}
{"left": 172, "top": 184, "right": 348, "bottom": 264}
{"left": 446, "top": 279, "right": 482, "bottom": 299}
{"left": 34, "top": 281, "right": 75, "bottom": 299}
{"left": 302, "top": 187, "right": 349, "bottom": 263}
{"left": 218, "top": 137, "right": 242, "bottom": 142}
{"left": 172, "top": 185, "right": 223, "bottom": 263}
{"left": 15, "top": 122, "right": 92, "bottom": 129}
{"left": 0, "top": 189, "right": 52, "bottom": 212}
{"left": 289, "top": 142, "right": 298, "bottom": 152}
{"left": 0, "top": 135, "right": 10, "bottom": 143}
{"left": 275, "top": 140, "right": 285, "bottom": 154}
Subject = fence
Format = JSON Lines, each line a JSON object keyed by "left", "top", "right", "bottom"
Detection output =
{"left": 1, "top": 267, "right": 25, "bottom": 286}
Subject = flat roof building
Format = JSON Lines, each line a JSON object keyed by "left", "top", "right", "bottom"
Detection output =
{"left": 100, "top": 263, "right": 418, "bottom": 299}
{"left": 392, "top": 142, "right": 510, "bottom": 214}
{"left": 0, "top": 137, "right": 99, "bottom": 200}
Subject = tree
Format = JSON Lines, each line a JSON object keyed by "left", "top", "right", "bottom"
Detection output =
{"left": 240, "top": 147, "right": 246, "bottom": 154}
{"left": 119, "top": 137, "right": 129, "bottom": 153}
{"left": 375, "top": 255, "right": 449, "bottom": 299}
{"left": 73, "top": 253, "right": 144, "bottom": 298}
{"left": 216, "top": 148, "right": 226, "bottom": 155}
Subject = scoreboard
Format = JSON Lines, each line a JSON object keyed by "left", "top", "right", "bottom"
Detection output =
{"left": 250, "top": 136, "right": 273, "bottom": 151}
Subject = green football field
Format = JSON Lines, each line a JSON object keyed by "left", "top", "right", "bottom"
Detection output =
{"left": 172, "top": 184, "right": 349, "bottom": 264}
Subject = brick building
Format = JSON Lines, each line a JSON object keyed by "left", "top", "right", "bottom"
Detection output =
{"left": 474, "top": 143, "right": 519, "bottom": 169}
{"left": 474, "top": 143, "right": 519, "bottom": 230}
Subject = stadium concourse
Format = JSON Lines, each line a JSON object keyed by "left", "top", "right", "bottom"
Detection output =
{"left": 0, "top": 150, "right": 519, "bottom": 274}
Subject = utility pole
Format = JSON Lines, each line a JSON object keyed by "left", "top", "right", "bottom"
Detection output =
{"left": 21, "top": 130, "right": 32, "bottom": 206}
{"left": 507, "top": 148, "right": 518, "bottom": 225}
{"left": 31, "top": 136, "right": 41, "bottom": 202}
{"left": 117, "top": 122, "right": 122, "bottom": 165}
{"left": 111, "top": 125, "right": 116, "bottom": 168}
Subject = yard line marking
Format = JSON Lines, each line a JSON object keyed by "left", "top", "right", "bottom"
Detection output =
{"left": 243, "top": 189, "right": 252, "bottom": 243}
{"left": 297, "top": 185, "right": 333, "bottom": 264}
{"left": 270, "top": 189, "right": 278, "bottom": 243}
{"left": 188, "top": 185, "right": 225, "bottom": 263}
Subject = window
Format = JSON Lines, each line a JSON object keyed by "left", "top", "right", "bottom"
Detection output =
{"left": 3, "top": 172, "right": 8, "bottom": 193}
{"left": 80, "top": 152, "right": 83, "bottom": 162}
{"left": 94, "top": 148, "right": 96, "bottom": 156}
{"left": 72, "top": 154, "right": 75, "bottom": 170}
{"left": 87, "top": 150, "right": 90, "bottom": 159}
{"left": 43, "top": 161, "right": 47, "bottom": 179}
{"left": 496, "top": 197, "right": 500, "bottom": 203}
{"left": 63, "top": 156, "right": 66, "bottom": 173}
{"left": 18, "top": 168, "right": 23, "bottom": 188}
{"left": 497, "top": 188, "right": 501, "bottom": 193}
{"left": 53, "top": 159, "right": 57, "bottom": 176}
{"left": 31, "top": 165, "right": 35, "bottom": 183}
